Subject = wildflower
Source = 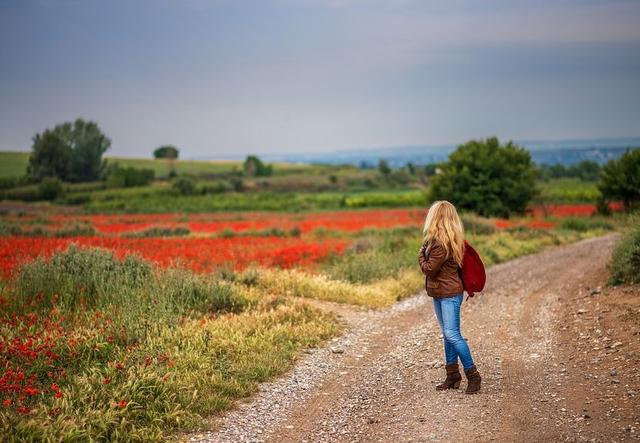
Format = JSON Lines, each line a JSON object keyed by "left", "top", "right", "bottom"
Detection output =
{"left": 117, "top": 400, "right": 127, "bottom": 409}
{"left": 50, "top": 383, "right": 59, "bottom": 392}
{"left": 103, "top": 378, "right": 110, "bottom": 385}
{"left": 2, "top": 399, "right": 10, "bottom": 407}
{"left": 24, "top": 386, "right": 39, "bottom": 396}
{"left": 55, "top": 391, "right": 63, "bottom": 399}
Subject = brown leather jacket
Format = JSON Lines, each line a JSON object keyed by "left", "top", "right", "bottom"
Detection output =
{"left": 418, "top": 240, "right": 464, "bottom": 298}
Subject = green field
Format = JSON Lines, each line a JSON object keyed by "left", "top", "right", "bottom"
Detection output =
{"left": 537, "top": 178, "right": 601, "bottom": 202}
{"left": 0, "top": 151, "right": 310, "bottom": 179}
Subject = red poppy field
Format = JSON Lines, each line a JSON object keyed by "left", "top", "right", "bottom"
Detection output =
{"left": 0, "top": 204, "right": 622, "bottom": 279}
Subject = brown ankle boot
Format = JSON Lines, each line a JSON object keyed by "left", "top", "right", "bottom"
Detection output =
{"left": 464, "top": 365, "right": 481, "bottom": 394}
{"left": 436, "top": 363, "right": 462, "bottom": 390}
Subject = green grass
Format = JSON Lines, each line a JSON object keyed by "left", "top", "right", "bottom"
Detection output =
{"left": 537, "top": 178, "right": 600, "bottom": 202}
{"left": 80, "top": 186, "right": 427, "bottom": 213}
{"left": 0, "top": 152, "right": 32, "bottom": 179}
{"left": 609, "top": 219, "right": 640, "bottom": 285}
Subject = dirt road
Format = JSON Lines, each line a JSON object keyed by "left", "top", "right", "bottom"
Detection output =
{"left": 188, "top": 234, "right": 640, "bottom": 442}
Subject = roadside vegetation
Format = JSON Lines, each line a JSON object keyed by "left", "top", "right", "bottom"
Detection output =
{"left": 609, "top": 218, "right": 640, "bottom": 285}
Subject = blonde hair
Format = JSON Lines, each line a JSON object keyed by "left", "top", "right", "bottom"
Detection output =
{"left": 422, "top": 200, "right": 465, "bottom": 266}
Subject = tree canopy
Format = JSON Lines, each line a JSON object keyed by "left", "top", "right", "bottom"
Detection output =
{"left": 153, "top": 145, "right": 179, "bottom": 159}
{"left": 430, "top": 137, "right": 538, "bottom": 218}
{"left": 28, "top": 119, "right": 110, "bottom": 182}
{"left": 598, "top": 148, "right": 640, "bottom": 210}
{"left": 243, "top": 155, "right": 272, "bottom": 177}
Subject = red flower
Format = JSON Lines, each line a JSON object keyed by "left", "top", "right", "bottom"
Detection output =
{"left": 54, "top": 391, "right": 63, "bottom": 399}
{"left": 24, "top": 386, "right": 39, "bottom": 396}
{"left": 50, "top": 383, "right": 59, "bottom": 391}
{"left": 117, "top": 400, "right": 127, "bottom": 409}
{"left": 17, "top": 406, "right": 30, "bottom": 414}
{"left": 103, "top": 378, "right": 111, "bottom": 385}
{"left": 2, "top": 399, "right": 10, "bottom": 407}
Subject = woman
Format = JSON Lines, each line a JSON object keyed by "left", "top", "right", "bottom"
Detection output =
{"left": 418, "top": 200, "right": 481, "bottom": 394}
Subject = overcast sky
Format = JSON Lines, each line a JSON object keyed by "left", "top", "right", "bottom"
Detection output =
{"left": 1, "top": 0, "right": 639, "bottom": 158}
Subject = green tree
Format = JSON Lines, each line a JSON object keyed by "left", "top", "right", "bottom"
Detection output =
{"left": 598, "top": 148, "right": 640, "bottom": 210}
{"left": 28, "top": 118, "right": 110, "bottom": 182}
{"left": 571, "top": 160, "right": 601, "bottom": 181}
{"left": 243, "top": 155, "right": 272, "bottom": 177}
{"left": 153, "top": 145, "right": 179, "bottom": 177}
{"left": 430, "top": 137, "right": 538, "bottom": 218}
{"left": 378, "top": 159, "right": 391, "bottom": 176}
{"left": 153, "top": 145, "right": 179, "bottom": 159}
{"left": 28, "top": 131, "right": 72, "bottom": 180}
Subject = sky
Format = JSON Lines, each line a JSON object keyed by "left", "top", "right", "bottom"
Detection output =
{"left": 1, "top": 0, "right": 639, "bottom": 159}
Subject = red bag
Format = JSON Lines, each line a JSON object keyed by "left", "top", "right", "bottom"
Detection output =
{"left": 459, "top": 240, "right": 486, "bottom": 297}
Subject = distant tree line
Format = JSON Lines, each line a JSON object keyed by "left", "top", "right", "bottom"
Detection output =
{"left": 537, "top": 160, "right": 601, "bottom": 181}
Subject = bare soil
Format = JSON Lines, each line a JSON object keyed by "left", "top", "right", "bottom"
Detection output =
{"left": 187, "top": 234, "right": 640, "bottom": 443}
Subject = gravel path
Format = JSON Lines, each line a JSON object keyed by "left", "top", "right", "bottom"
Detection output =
{"left": 186, "top": 234, "right": 637, "bottom": 442}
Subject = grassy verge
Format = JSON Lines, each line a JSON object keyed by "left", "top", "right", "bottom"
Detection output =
{"left": 82, "top": 189, "right": 427, "bottom": 213}
{"left": 609, "top": 217, "right": 640, "bottom": 285}
{"left": 0, "top": 248, "right": 339, "bottom": 441}
{"left": 226, "top": 224, "right": 615, "bottom": 309}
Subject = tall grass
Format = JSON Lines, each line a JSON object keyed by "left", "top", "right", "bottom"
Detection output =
{"left": 609, "top": 221, "right": 640, "bottom": 285}
{"left": 0, "top": 247, "right": 339, "bottom": 441}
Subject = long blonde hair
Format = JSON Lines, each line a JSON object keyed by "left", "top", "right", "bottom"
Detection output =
{"left": 423, "top": 200, "right": 465, "bottom": 266}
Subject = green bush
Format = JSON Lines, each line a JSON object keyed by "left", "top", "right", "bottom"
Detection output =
{"left": 172, "top": 177, "right": 197, "bottom": 195}
{"left": 598, "top": 148, "right": 640, "bottom": 210}
{"left": 200, "top": 181, "right": 231, "bottom": 194}
{"left": 431, "top": 137, "right": 537, "bottom": 217}
{"left": 609, "top": 222, "right": 640, "bottom": 285}
{"left": 39, "top": 177, "right": 64, "bottom": 200}
{"left": 13, "top": 246, "right": 248, "bottom": 316}
{"left": 0, "top": 176, "right": 34, "bottom": 190}
{"left": 125, "top": 227, "right": 190, "bottom": 237}
{"left": 106, "top": 166, "right": 155, "bottom": 188}
{"left": 460, "top": 213, "right": 497, "bottom": 235}
{"left": 1, "top": 184, "right": 42, "bottom": 201}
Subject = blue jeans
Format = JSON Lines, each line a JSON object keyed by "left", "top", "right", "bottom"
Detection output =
{"left": 432, "top": 294, "right": 475, "bottom": 370}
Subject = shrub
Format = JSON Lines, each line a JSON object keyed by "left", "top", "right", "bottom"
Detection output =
{"left": 125, "top": 227, "right": 190, "bottom": 238}
{"left": 2, "top": 184, "right": 42, "bottom": 201}
{"left": 13, "top": 246, "right": 248, "bottom": 316}
{"left": 172, "top": 177, "right": 197, "bottom": 195}
{"left": 431, "top": 137, "right": 537, "bottom": 217}
{"left": 14, "top": 246, "right": 152, "bottom": 311}
{"left": 38, "top": 177, "right": 64, "bottom": 200}
{"left": 200, "top": 181, "right": 231, "bottom": 194}
{"left": 609, "top": 222, "right": 640, "bottom": 285}
{"left": 460, "top": 213, "right": 497, "bottom": 235}
{"left": 598, "top": 148, "right": 640, "bottom": 211}
{"left": 243, "top": 155, "right": 272, "bottom": 177}
{"left": 106, "top": 166, "right": 154, "bottom": 188}
{"left": 0, "top": 176, "right": 34, "bottom": 190}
